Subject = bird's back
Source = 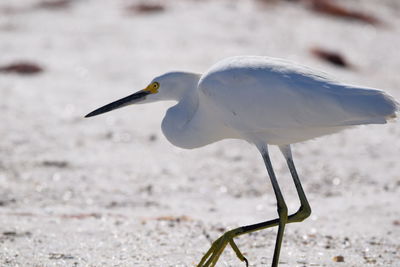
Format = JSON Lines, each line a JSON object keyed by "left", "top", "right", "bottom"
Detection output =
{"left": 198, "top": 56, "right": 399, "bottom": 144}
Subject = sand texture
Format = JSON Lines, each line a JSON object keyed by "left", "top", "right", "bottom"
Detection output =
{"left": 1, "top": 0, "right": 399, "bottom": 266}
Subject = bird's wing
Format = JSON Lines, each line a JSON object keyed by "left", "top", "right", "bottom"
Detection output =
{"left": 198, "top": 56, "right": 398, "bottom": 132}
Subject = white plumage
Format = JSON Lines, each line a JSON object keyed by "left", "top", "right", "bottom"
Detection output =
{"left": 85, "top": 56, "right": 399, "bottom": 267}
{"left": 147, "top": 56, "right": 398, "bottom": 148}
{"left": 194, "top": 56, "right": 398, "bottom": 146}
{"left": 87, "top": 56, "right": 399, "bottom": 148}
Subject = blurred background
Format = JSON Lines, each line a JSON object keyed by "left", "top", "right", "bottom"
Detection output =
{"left": 1, "top": 0, "right": 399, "bottom": 266}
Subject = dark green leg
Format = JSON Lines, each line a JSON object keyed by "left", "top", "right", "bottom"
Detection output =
{"left": 197, "top": 145, "right": 311, "bottom": 267}
{"left": 280, "top": 145, "right": 311, "bottom": 223}
{"left": 259, "top": 147, "right": 288, "bottom": 267}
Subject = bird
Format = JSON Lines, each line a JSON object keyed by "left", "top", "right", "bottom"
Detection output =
{"left": 85, "top": 56, "right": 399, "bottom": 267}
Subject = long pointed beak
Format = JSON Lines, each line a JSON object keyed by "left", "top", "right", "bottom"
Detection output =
{"left": 85, "top": 90, "right": 150, "bottom": 118}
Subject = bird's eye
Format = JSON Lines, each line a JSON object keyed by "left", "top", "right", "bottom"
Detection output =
{"left": 144, "top": 82, "right": 160, "bottom": 94}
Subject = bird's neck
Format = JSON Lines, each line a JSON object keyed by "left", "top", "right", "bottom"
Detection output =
{"left": 167, "top": 73, "right": 200, "bottom": 125}
{"left": 161, "top": 86, "right": 200, "bottom": 148}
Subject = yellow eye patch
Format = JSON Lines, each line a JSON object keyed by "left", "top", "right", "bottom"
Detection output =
{"left": 144, "top": 82, "right": 160, "bottom": 94}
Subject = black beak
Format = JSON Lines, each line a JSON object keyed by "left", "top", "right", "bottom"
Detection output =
{"left": 85, "top": 90, "right": 150, "bottom": 118}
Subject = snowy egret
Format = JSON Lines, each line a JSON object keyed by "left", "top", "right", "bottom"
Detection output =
{"left": 85, "top": 56, "right": 399, "bottom": 267}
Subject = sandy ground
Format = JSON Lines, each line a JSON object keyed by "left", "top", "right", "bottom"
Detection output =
{"left": 1, "top": 0, "right": 399, "bottom": 266}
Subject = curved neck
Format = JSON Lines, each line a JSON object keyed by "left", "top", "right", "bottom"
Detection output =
{"left": 160, "top": 72, "right": 237, "bottom": 149}
{"left": 161, "top": 86, "right": 200, "bottom": 148}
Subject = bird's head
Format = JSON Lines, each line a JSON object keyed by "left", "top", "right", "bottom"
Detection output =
{"left": 85, "top": 72, "right": 200, "bottom": 118}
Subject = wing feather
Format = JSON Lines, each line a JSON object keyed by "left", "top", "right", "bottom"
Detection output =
{"left": 199, "top": 56, "right": 398, "bottom": 133}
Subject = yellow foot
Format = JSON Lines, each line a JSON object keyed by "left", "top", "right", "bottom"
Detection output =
{"left": 197, "top": 228, "right": 248, "bottom": 267}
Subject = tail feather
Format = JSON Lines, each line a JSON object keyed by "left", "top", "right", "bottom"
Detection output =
{"left": 340, "top": 86, "right": 399, "bottom": 124}
{"left": 382, "top": 91, "right": 399, "bottom": 122}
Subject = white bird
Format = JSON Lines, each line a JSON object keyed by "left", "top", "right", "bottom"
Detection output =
{"left": 85, "top": 56, "right": 399, "bottom": 267}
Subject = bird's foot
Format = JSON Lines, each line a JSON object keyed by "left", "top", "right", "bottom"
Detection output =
{"left": 197, "top": 228, "right": 248, "bottom": 267}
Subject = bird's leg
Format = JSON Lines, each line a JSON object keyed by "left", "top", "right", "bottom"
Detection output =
{"left": 197, "top": 145, "right": 312, "bottom": 267}
{"left": 279, "top": 145, "right": 311, "bottom": 223}
{"left": 259, "top": 147, "right": 288, "bottom": 267}
{"left": 197, "top": 146, "right": 289, "bottom": 267}
{"left": 286, "top": 157, "right": 311, "bottom": 222}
